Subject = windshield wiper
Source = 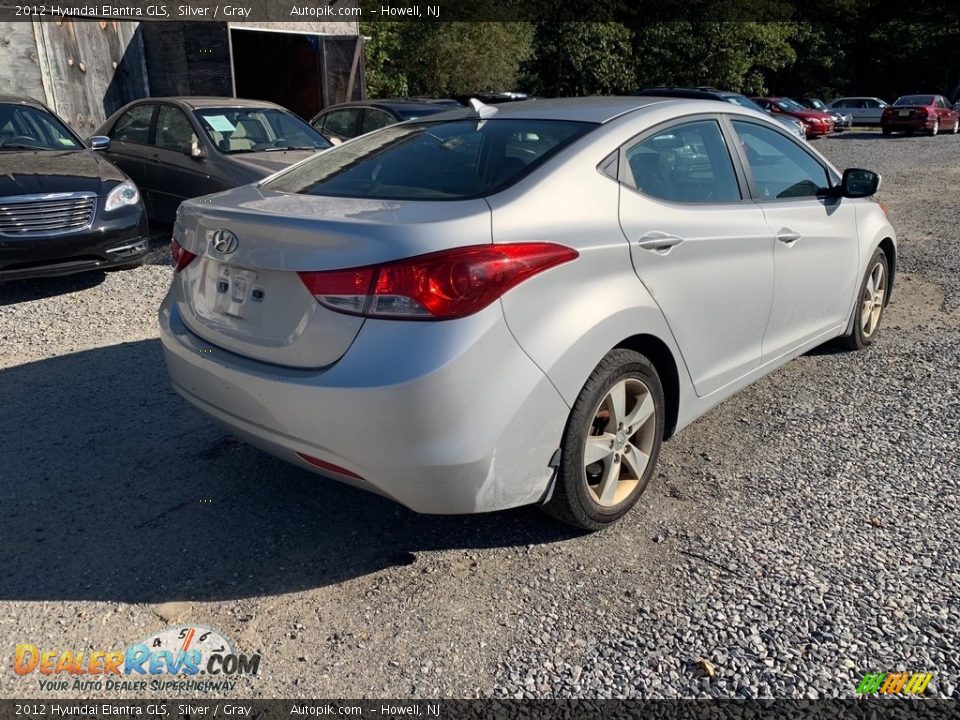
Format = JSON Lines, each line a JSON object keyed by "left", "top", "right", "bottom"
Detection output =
{"left": 262, "top": 145, "right": 322, "bottom": 152}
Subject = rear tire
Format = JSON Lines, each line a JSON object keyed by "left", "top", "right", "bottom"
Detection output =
{"left": 929, "top": 119, "right": 940, "bottom": 136}
{"left": 841, "top": 247, "right": 889, "bottom": 351}
{"left": 543, "top": 349, "right": 664, "bottom": 531}
{"left": 881, "top": 127, "right": 892, "bottom": 136}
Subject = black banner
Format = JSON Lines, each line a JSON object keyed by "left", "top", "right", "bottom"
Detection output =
{"left": 0, "top": 0, "right": 959, "bottom": 22}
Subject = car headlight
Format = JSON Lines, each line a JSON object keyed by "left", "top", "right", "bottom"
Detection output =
{"left": 104, "top": 181, "right": 140, "bottom": 212}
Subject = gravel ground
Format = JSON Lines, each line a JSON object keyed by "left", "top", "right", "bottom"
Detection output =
{"left": 0, "top": 129, "right": 957, "bottom": 700}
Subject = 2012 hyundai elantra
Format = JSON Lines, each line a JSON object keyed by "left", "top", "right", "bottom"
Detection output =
{"left": 159, "top": 97, "right": 896, "bottom": 530}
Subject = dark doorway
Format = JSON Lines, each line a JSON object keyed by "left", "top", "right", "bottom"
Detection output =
{"left": 230, "top": 29, "right": 364, "bottom": 120}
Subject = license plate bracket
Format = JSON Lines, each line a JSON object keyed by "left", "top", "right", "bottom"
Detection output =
{"left": 213, "top": 264, "right": 265, "bottom": 321}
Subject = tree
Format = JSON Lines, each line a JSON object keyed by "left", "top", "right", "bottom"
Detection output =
{"left": 522, "top": 22, "right": 636, "bottom": 97}
{"left": 630, "top": 23, "right": 798, "bottom": 95}
{"left": 360, "top": 22, "right": 533, "bottom": 98}
{"left": 361, "top": 22, "right": 410, "bottom": 98}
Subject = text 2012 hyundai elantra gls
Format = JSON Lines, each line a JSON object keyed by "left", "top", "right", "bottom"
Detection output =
{"left": 159, "top": 97, "right": 896, "bottom": 530}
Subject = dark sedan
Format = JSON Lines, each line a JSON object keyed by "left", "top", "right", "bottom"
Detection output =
{"left": 96, "top": 97, "right": 331, "bottom": 223}
{"left": 310, "top": 100, "right": 449, "bottom": 143}
{"left": 0, "top": 96, "right": 148, "bottom": 282}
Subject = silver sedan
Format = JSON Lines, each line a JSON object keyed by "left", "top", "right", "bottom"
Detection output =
{"left": 159, "top": 97, "right": 897, "bottom": 530}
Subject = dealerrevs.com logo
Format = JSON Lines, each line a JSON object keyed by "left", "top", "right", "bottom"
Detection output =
{"left": 13, "top": 625, "right": 261, "bottom": 693}
{"left": 856, "top": 672, "right": 934, "bottom": 695}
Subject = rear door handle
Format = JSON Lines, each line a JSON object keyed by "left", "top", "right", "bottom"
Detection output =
{"left": 636, "top": 232, "right": 684, "bottom": 254}
{"left": 777, "top": 228, "right": 802, "bottom": 244}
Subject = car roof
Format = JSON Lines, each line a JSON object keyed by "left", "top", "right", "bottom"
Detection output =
{"left": 143, "top": 97, "right": 284, "bottom": 110}
{"left": 321, "top": 99, "right": 448, "bottom": 112}
{"left": 0, "top": 95, "right": 49, "bottom": 109}
{"left": 434, "top": 96, "right": 676, "bottom": 123}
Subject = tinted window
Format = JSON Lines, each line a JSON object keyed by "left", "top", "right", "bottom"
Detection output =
{"left": 624, "top": 120, "right": 740, "bottom": 203}
{"left": 732, "top": 120, "right": 828, "bottom": 199}
{"left": 320, "top": 108, "right": 360, "bottom": 139}
{"left": 360, "top": 108, "right": 395, "bottom": 134}
{"left": 0, "top": 104, "right": 81, "bottom": 150}
{"left": 393, "top": 105, "right": 447, "bottom": 121}
{"left": 265, "top": 119, "right": 594, "bottom": 201}
{"left": 194, "top": 108, "right": 330, "bottom": 154}
{"left": 894, "top": 95, "right": 934, "bottom": 106}
{"left": 155, "top": 106, "right": 197, "bottom": 152}
{"left": 111, "top": 105, "right": 154, "bottom": 144}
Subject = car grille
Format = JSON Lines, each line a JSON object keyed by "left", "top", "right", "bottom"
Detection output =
{"left": 0, "top": 193, "right": 96, "bottom": 237}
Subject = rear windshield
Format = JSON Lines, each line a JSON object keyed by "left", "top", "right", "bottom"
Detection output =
{"left": 264, "top": 118, "right": 595, "bottom": 200}
{"left": 894, "top": 95, "right": 934, "bottom": 106}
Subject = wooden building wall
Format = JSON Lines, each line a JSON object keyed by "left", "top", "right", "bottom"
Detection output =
{"left": 0, "top": 20, "right": 148, "bottom": 137}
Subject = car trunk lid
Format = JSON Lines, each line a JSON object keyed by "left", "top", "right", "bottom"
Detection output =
{"left": 172, "top": 184, "right": 492, "bottom": 369}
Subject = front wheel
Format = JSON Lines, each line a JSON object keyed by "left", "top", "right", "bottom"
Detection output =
{"left": 841, "top": 247, "right": 889, "bottom": 351}
{"left": 951, "top": 118, "right": 960, "bottom": 134}
{"left": 543, "top": 349, "right": 664, "bottom": 531}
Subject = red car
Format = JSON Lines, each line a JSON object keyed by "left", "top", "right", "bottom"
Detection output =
{"left": 751, "top": 97, "right": 835, "bottom": 138}
{"left": 881, "top": 94, "right": 960, "bottom": 136}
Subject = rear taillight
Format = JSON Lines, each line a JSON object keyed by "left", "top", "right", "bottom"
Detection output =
{"left": 171, "top": 239, "right": 197, "bottom": 272}
{"left": 298, "top": 243, "right": 578, "bottom": 320}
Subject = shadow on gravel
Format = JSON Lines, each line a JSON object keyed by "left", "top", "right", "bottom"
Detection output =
{"left": 0, "top": 340, "right": 581, "bottom": 603}
{"left": 0, "top": 272, "right": 107, "bottom": 306}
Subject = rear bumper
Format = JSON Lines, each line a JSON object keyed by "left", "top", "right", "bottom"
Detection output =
{"left": 881, "top": 117, "right": 933, "bottom": 131}
{"left": 0, "top": 207, "right": 148, "bottom": 281}
{"left": 159, "top": 294, "right": 570, "bottom": 514}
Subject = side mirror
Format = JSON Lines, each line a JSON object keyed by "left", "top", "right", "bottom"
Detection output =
{"left": 825, "top": 168, "right": 881, "bottom": 199}
{"left": 185, "top": 139, "right": 205, "bottom": 159}
{"left": 88, "top": 135, "right": 111, "bottom": 151}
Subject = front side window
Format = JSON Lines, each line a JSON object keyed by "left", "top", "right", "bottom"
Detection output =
{"left": 732, "top": 120, "right": 829, "bottom": 199}
{"left": 623, "top": 120, "right": 741, "bottom": 203}
{"left": 0, "top": 104, "right": 82, "bottom": 150}
{"left": 265, "top": 118, "right": 594, "bottom": 201}
{"left": 194, "top": 108, "right": 330, "bottom": 154}
{"left": 110, "top": 105, "right": 154, "bottom": 145}
{"left": 155, "top": 106, "right": 198, "bottom": 152}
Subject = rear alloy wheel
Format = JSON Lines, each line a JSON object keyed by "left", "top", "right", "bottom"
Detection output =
{"left": 842, "top": 247, "right": 889, "bottom": 350}
{"left": 929, "top": 118, "right": 940, "bottom": 136}
{"left": 543, "top": 349, "right": 664, "bottom": 531}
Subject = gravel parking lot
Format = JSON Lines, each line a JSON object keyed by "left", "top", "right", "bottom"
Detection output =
{"left": 1, "top": 129, "right": 957, "bottom": 700}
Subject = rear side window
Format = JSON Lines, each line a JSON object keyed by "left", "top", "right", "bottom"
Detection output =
{"left": 732, "top": 120, "right": 828, "bottom": 199}
{"left": 623, "top": 120, "right": 741, "bottom": 203}
{"left": 265, "top": 119, "right": 594, "bottom": 200}
{"left": 320, "top": 108, "right": 360, "bottom": 139}
{"left": 111, "top": 105, "right": 154, "bottom": 144}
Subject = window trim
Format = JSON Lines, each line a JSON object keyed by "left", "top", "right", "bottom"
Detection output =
{"left": 359, "top": 107, "right": 397, "bottom": 134}
{"left": 725, "top": 116, "right": 838, "bottom": 204}
{"left": 616, "top": 113, "right": 751, "bottom": 207}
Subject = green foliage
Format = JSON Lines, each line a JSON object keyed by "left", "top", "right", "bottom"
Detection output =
{"left": 360, "top": 22, "right": 533, "bottom": 98}
{"left": 522, "top": 23, "right": 636, "bottom": 96}
{"left": 631, "top": 23, "right": 797, "bottom": 95}
{"left": 361, "top": 23, "right": 409, "bottom": 98}
{"left": 361, "top": 16, "right": 960, "bottom": 105}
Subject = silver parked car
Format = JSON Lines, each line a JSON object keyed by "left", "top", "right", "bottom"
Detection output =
{"left": 159, "top": 97, "right": 897, "bottom": 530}
{"left": 830, "top": 97, "right": 889, "bottom": 125}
